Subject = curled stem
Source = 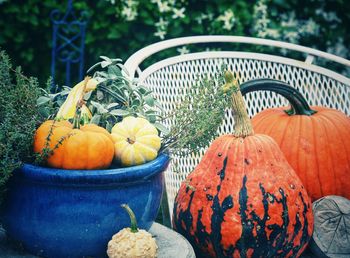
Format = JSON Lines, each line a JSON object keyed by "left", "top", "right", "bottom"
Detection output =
{"left": 121, "top": 204, "right": 138, "bottom": 233}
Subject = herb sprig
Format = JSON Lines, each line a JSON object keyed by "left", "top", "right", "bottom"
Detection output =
{"left": 161, "top": 66, "right": 231, "bottom": 156}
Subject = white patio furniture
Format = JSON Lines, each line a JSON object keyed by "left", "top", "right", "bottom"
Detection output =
{"left": 124, "top": 35, "right": 350, "bottom": 223}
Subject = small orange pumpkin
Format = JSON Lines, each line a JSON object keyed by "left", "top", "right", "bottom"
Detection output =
{"left": 240, "top": 79, "right": 350, "bottom": 201}
{"left": 34, "top": 120, "right": 114, "bottom": 170}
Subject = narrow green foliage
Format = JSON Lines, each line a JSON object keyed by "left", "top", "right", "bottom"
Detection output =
{"left": 0, "top": 50, "right": 42, "bottom": 203}
{"left": 34, "top": 120, "right": 59, "bottom": 165}
{"left": 34, "top": 128, "right": 75, "bottom": 166}
{"left": 161, "top": 67, "right": 230, "bottom": 156}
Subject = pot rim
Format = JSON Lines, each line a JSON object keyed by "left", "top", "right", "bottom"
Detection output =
{"left": 17, "top": 153, "right": 170, "bottom": 185}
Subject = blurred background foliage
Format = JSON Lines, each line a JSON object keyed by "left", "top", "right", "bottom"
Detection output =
{"left": 0, "top": 0, "right": 349, "bottom": 86}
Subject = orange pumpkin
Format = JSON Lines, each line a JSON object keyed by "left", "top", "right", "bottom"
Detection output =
{"left": 240, "top": 79, "right": 350, "bottom": 201}
{"left": 173, "top": 72, "right": 313, "bottom": 258}
{"left": 34, "top": 120, "right": 114, "bottom": 170}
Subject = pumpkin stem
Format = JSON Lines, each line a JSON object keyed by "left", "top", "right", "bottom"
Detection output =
{"left": 223, "top": 71, "right": 254, "bottom": 137}
{"left": 239, "top": 79, "right": 317, "bottom": 116}
{"left": 72, "top": 76, "right": 90, "bottom": 129}
{"left": 121, "top": 204, "right": 138, "bottom": 233}
{"left": 127, "top": 137, "right": 136, "bottom": 144}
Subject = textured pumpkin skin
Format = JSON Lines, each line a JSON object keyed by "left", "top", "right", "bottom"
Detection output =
{"left": 34, "top": 120, "right": 114, "bottom": 170}
{"left": 174, "top": 134, "right": 313, "bottom": 258}
{"left": 252, "top": 106, "right": 350, "bottom": 201}
{"left": 111, "top": 116, "right": 161, "bottom": 167}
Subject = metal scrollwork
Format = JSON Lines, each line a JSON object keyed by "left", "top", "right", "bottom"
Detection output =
{"left": 50, "top": 0, "right": 89, "bottom": 91}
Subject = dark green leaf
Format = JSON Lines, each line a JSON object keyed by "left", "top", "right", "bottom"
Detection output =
{"left": 38, "top": 106, "right": 50, "bottom": 118}
{"left": 108, "top": 65, "right": 122, "bottom": 77}
{"left": 144, "top": 95, "right": 155, "bottom": 106}
{"left": 147, "top": 115, "right": 157, "bottom": 123}
{"left": 131, "top": 99, "right": 141, "bottom": 107}
{"left": 106, "top": 120, "right": 113, "bottom": 132}
{"left": 97, "top": 90, "right": 104, "bottom": 100}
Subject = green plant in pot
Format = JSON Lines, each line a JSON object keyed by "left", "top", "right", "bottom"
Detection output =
{"left": 0, "top": 56, "right": 172, "bottom": 258}
{"left": 0, "top": 50, "right": 43, "bottom": 204}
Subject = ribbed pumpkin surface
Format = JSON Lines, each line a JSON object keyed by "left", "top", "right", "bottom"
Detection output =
{"left": 34, "top": 120, "right": 114, "bottom": 170}
{"left": 252, "top": 106, "right": 350, "bottom": 201}
{"left": 174, "top": 134, "right": 313, "bottom": 258}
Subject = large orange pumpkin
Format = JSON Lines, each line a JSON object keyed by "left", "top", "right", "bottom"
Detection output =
{"left": 240, "top": 79, "right": 350, "bottom": 201}
{"left": 173, "top": 72, "right": 313, "bottom": 258}
{"left": 34, "top": 120, "right": 114, "bottom": 170}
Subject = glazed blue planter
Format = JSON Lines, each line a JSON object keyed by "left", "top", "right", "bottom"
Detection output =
{"left": 0, "top": 153, "right": 170, "bottom": 258}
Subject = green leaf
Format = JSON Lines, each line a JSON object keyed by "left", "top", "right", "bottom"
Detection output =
{"left": 99, "top": 56, "right": 112, "bottom": 62}
{"left": 131, "top": 99, "right": 141, "bottom": 107}
{"left": 109, "top": 109, "right": 130, "bottom": 116}
{"left": 137, "top": 86, "right": 148, "bottom": 94}
{"left": 90, "top": 114, "right": 101, "bottom": 125}
{"left": 107, "top": 103, "right": 120, "bottom": 109}
{"left": 36, "top": 96, "right": 50, "bottom": 106}
{"left": 154, "top": 122, "right": 170, "bottom": 135}
{"left": 144, "top": 95, "right": 155, "bottom": 106}
{"left": 38, "top": 106, "right": 50, "bottom": 118}
{"left": 108, "top": 65, "right": 122, "bottom": 77}
{"left": 145, "top": 110, "right": 157, "bottom": 115}
{"left": 106, "top": 120, "right": 113, "bottom": 132}
{"left": 97, "top": 90, "right": 104, "bottom": 100}
{"left": 91, "top": 101, "right": 108, "bottom": 114}
{"left": 101, "top": 60, "right": 112, "bottom": 68}
{"left": 147, "top": 115, "right": 157, "bottom": 123}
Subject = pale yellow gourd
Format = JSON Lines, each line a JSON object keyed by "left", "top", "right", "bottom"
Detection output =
{"left": 107, "top": 204, "right": 157, "bottom": 258}
{"left": 111, "top": 116, "right": 161, "bottom": 167}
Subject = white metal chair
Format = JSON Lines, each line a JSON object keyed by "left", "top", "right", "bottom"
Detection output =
{"left": 124, "top": 35, "right": 350, "bottom": 222}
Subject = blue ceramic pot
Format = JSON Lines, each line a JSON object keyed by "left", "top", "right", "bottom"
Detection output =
{"left": 0, "top": 153, "right": 170, "bottom": 258}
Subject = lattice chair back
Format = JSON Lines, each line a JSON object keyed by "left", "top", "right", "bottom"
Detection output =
{"left": 124, "top": 36, "right": 350, "bottom": 220}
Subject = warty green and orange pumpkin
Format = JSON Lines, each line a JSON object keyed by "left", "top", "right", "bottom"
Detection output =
{"left": 240, "top": 79, "right": 350, "bottom": 201}
{"left": 173, "top": 72, "right": 313, "bottom": 258}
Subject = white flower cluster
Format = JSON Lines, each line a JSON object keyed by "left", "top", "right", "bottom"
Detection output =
{"left": 253, "top": 0, "right": 279, "bottom": 39}
{"left": 103, "top": 0, "right": 346, "bottom": 62}
{"left": 280, "top": 12, "right": 320, "bottom": 43}
{"left": 216, "top": 9, "right": 236, "bottom": 31}
{"left": 152, "top": 0, "right": 187, "bottom": 40}
{"left": 177, "top": 46, "right": 190, "bottom": 55}
{"left": 316, "top": 9, "right": 341, "bottom": 23}
{"left": 300, "top": 19, "right": 320, "bottom": 36}
{"left": 154, "top": 17, "right": 169, "bottom": 40}
{"left": 253, "top": 1, "right": 321, "bottom": 44}
{"left": 121, "top": 0, "right": 139, "bottom": 21}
